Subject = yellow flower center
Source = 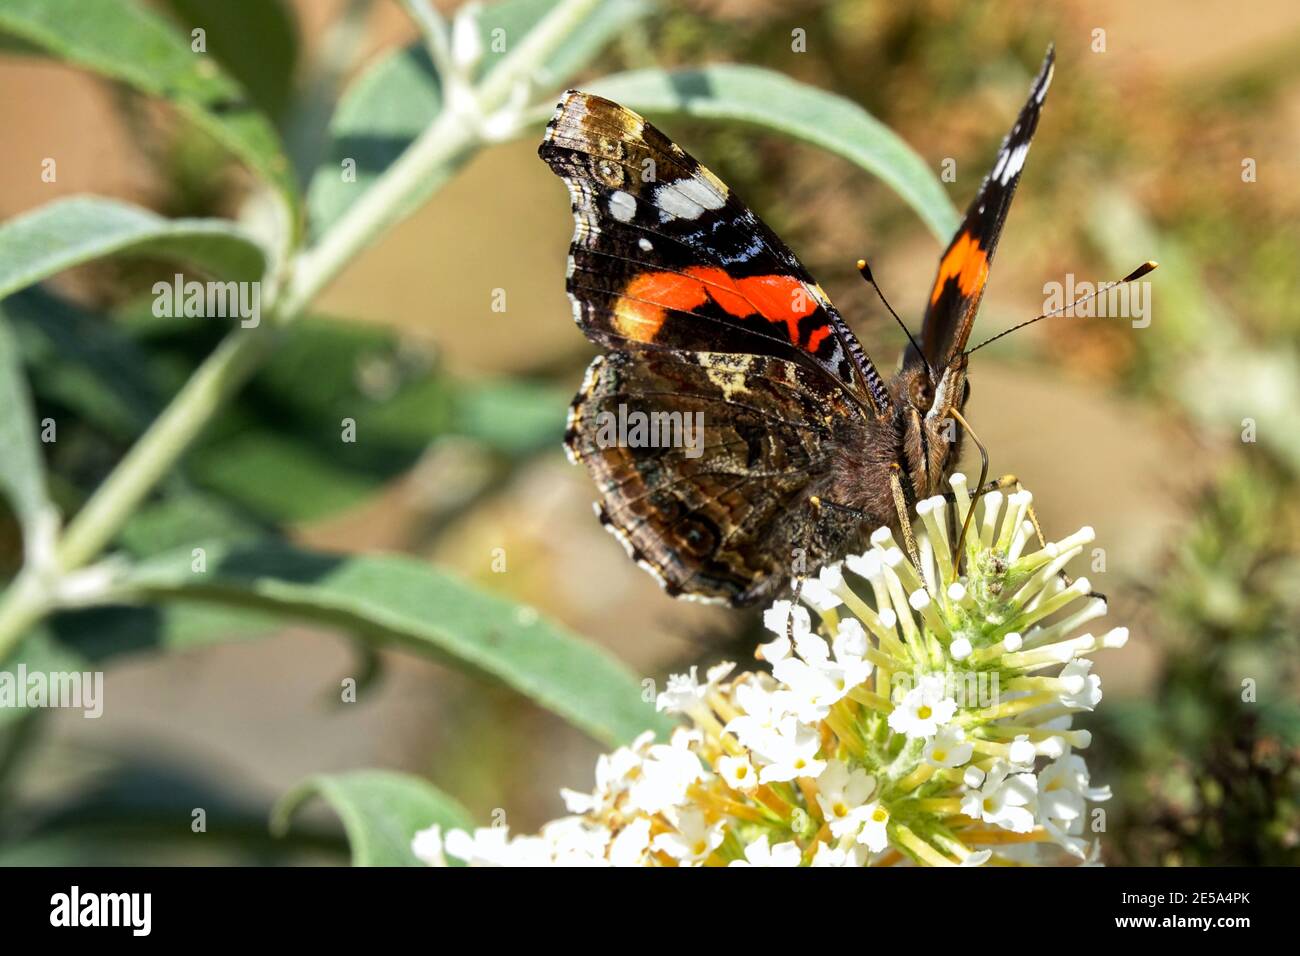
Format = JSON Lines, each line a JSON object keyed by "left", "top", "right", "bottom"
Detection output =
{"left": 917, "top": 705, "right": 932, "bottom": 719}
{"left": 872, "top": 807, "right": 889, "bottom": 823}
{"left": 692, "top": 840, "right": 708, "bottom": 856}
{"left": 832, "top": 801, "right": 849, "bottom": 818}
{"left": 932, "top": 749, "right": 947, "bottom": 763}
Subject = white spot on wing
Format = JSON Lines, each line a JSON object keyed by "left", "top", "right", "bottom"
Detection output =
{"left": 991, "top": 150, "right": 1009, "bottom": 182}
{"left": 638, "top": 237, "right": 653, "bottom": 252}
{"left": 608, "top": 190, "right": 637, "bottom": 222}
{"left": 998, "top": 143, "right": 1029, "bottom": 184}
{"left": 1036, "top": 63, "right": 1055, "bottom": 103}
{"left": 655, "top": 176, "right": 726, "bottom": 221}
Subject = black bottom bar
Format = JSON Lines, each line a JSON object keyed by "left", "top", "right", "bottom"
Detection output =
{"left": 0, "top": 864, "right": 1285, "bottom": 939}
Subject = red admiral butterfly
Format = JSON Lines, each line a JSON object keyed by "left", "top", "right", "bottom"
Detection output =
{"left": 540, "top": 47, "right": 1058, "bottom": 606}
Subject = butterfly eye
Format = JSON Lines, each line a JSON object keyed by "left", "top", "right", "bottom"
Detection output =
{"left": 912, "top": 379, "right": 934, "bottom": 411}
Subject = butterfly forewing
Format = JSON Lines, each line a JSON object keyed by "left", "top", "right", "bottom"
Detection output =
{"left": 920, "top": 46, "right": 1055, "bottom": 369}
{"left": 539, "top": 91, "right": 891, "bottom": 417}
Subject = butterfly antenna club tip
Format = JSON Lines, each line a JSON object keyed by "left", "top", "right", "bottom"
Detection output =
{"left": 1124, "top": 260, "right": 1158, "bottom": 282}
{"left": 858, "top": 257, "right": 926, "bottom": 371}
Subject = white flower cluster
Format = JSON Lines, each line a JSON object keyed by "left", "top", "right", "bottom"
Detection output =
{"left": 415, "top": 476, "right": 1122, "bottom": 866}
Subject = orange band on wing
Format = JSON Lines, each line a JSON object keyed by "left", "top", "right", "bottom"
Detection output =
{"left": 806, "top": 325, "right": 832, "bottom": 352}
{"left": 614, "top": 271, "right": 708, "bottom": 342}
{"left": 930, "top": 232, "right": 989, "bottom": 305}
{"left": 614, "top": 267, "right": 822, "bottom": 348}
{"left": 730, "top": 272, "right": 819, "bottom": 346}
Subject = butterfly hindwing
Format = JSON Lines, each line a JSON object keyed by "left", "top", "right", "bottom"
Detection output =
{"left": 565, "top": 349, "right": 864, "bottom": 605}
{"left": 539, "top": 90, "right": 891, "bottom": 417}
{"left": 920, "top": 46, "right": 1055, "bottom": 369}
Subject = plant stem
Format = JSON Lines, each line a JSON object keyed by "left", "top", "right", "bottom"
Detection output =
{"left": 0, "top": 0, "right": 606, "bottom": 664}
{"left": 55, "top": 326, "right": 276, "bottom": 573}
{"left": 399, "top": 0, "right": 458, "bottom": 84}
{"left": 279, "top": 107, "right": 476, "bottom": 316}
{"left": 0, "top": 574, "right": 48, "bottom": 664}
{"left": 281, "top": 0, "right": 605, "bottom": 315}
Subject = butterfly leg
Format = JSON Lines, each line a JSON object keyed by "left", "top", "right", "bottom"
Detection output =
{"left": 888, "top": 465, "right": 923, "bottom": 569}
{"left": 988, "top": 474, "right": 1046, "bottom": 550}
{"left": 786, "top": 495, "right": 871, "bottom": 642}
{"left": 948, "top": 408, "right": 989, "bottom": 575}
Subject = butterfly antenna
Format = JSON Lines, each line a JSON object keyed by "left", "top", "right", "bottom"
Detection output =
{"left": 858, "top": 258, "right": 929, "bottom": 376}
{"left": 964, "top": 260, "right": 1158, "bottom": 356}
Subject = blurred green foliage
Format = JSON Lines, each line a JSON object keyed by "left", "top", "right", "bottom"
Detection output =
{"left": 0, "top": 0, "right": 1295, "bottom": 865}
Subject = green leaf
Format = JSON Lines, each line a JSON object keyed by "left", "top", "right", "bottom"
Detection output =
{"left": 180, "top": 317, "right": 561, "bottom": 523}
{"left": 0, "top": 317, "right": 49, "bottom": 536}
{"left": 306, "top": 0, "right": 650, "bottom": 238}
{"left": 1, "top": 758, "right": 347, "bottom": 864}
{"left": 157, "top": 0, "right": 299, "bottom": 121}
{"left": 117, "top": 490, "right": 268, "bottom": 557}
{"left": 26, "top": 602, "right": 279, "bottom": 667}
{"left": 0, "top": 198, "right": 267, "bottom": 301}
{"left": 3, "top": 288, "right": 162, "bottom": 440}
{"left": 475, "top": 0, "right": 651, "bottom": 85}
{"left": 450, "top": 378, "right": 568, "bottom": 457}
{"left": 305, "top": 45, "right": 444, "bottom": 240}
{"left": 184, "top": 317, "right": 451, "bottom": 522}
{"left": 583, "top": 65, "right": 962, "bottom": 242}
{"left": 0, "top": 0, "right": 298, "bottom": 224}
{"left": 273, "top": 769, "right": 474, "bottom": 866}
{"left": 186, "top": 429, "right": 390, "bottom": 524}
{"left": 119, "top": 540, "right": 673, "bottom": 746}
{"left": 4, "top": 491, "right": 276, "bottom": 691}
